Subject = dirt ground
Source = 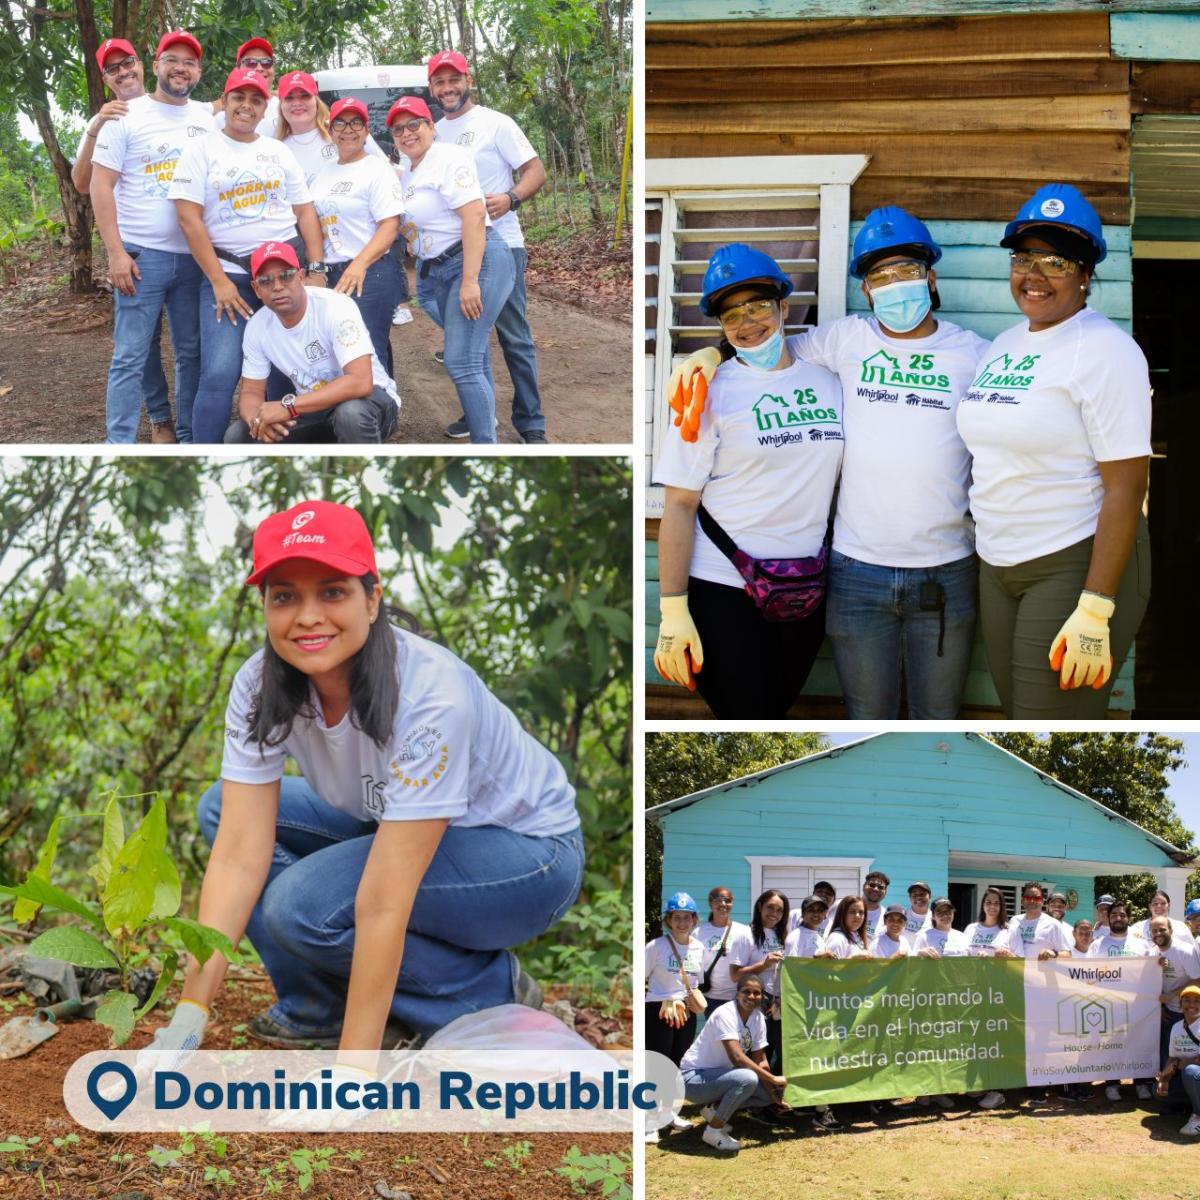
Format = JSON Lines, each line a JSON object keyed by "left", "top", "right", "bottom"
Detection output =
{"left": 0, "top": 235, "right": 631, "bottom": 446}
{"left": 0, "top": 968, "right": 632, "bottom": 1199}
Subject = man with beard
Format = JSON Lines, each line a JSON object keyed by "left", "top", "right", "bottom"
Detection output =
{"left": 1150, "top": 915, "right": 1200, "bottom": 1080}
{"left": 91, "top": 31, "right": 214, "bottom": 442}
{"left": 901, "top": 880, "right": 934, "bottom": 948}
{"left": 427, "top": 50, "right": 549, "bottom": 443}
{"left": 1089, "top": 902, "right": 1153, "bottom": 1102}
{"left": 860, "top": 870, "right": 889, "bottom": 942}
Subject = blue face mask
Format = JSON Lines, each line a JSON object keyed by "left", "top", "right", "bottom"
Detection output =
{"left": 868, "top": 279, "right": 932, "bottom": 334}
{"left": 732, "top": 325, "right": 784, "bottom": 370}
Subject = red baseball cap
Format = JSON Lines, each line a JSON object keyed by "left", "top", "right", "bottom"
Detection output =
{"left": 250, "top": 241, "right": 301, "bottom": 279}
{"left": 155, "top": 30, "right": 202, "bottom": 60}
{"left": 224, "top": 67, "right": 271, "bottom": 98}
{"left": 330, "top": 98, "right": 369, "bottom": 124}
{"left": 427, "top": 50, "right": 469, "bottom": 79}
{"left": 278, "top": 70, "right": 317, "bottom": 97}
{"left": 236, "top": 37, "right": 273, "bottom": 61}
{"left": 96, "top": 38, "right": 136, "bottom": 69}
{"left": 246, "top": 501, "right": 379, "bottom": 587}
{"left": 387, "top": 96, "right": 432, "bottom": 127}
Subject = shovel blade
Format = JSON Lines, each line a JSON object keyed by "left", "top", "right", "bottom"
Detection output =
{"left": 0, "top": 1013, "right": 59, "bottom": 1059}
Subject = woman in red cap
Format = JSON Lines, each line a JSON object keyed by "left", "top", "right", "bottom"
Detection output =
{"left": 388, "top": 96, "right": 514, "bottom": 443}
{"left": 309, "top": 97, "right": 406, "bottom": 377}
{"left": 141, "top": 500, "right": 582, "bottom": 1058}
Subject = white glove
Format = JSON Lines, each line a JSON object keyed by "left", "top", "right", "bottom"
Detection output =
{"left": 269, "top": 1064, "right": 378, "bottom": 1130}
{"left": 654, "top": 594, "right": 703, "bottom": 690}
{"left": 1049, "top": 591, "right": 1114, "bottom": 689}
{"left": 137, "top": 999, "right": 209, "bottom": 1072}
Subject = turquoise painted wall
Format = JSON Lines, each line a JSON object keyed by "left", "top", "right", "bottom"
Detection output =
{"left": 655, "top": 733, "right": 1177, "bottom": 927}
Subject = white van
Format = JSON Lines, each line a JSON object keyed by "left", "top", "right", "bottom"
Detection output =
{"left": 314, "top": 65, "right": 437, "bottom": 156}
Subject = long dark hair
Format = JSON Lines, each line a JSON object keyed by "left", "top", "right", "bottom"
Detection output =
{"left": 750, "top": 890, "right": 789, "bottom": 948}
{"left": 977, "top": 886, "right": 1009, "bottom": 928}
{"left": 830, "top": 895, "right": 868, "bottom": 948}
{"left": 247, "top": 572, "right": 422, "bottom": 749}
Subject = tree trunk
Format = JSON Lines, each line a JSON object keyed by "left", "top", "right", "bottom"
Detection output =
{"left": 74, "top": 0, "right": 105, "bottom": 112}
{"left": 554, "top": 56, "right": 603, "bottom": 228}
{"left": 33, "top": 108, "right": 94, "bottom": 293}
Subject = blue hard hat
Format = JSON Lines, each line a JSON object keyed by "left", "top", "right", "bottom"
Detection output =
{"left": 850, "top": 206, "right": 942, "bottom": 278}
{"left": 664, "top": 891, "right": 699, "bottom": 915}
{"left": 1001, "top": 183, "right": 1107, "bottom": 265}
{"left": 699, "top": 244, "right": 793, "bottom": 317}
{"left": 1186, "top": 899, "right": 1200, "bottom": 919}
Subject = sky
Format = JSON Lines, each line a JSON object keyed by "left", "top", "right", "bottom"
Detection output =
{"left": 824, "top": 731, "right": 1200, "bottom": 847}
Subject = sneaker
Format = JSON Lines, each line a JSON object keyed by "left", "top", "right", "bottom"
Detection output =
{"left": 150, "top": 420, "right": 177, "bottom": 445}
{"left": 977, "top": 1091, "right": 1005, "bottom": 1110}
{"left": 671, "top": 1114, "right": 692, "bottom": 1131}
{"left": 1105, "top": 1084, "right": 1122, "bottom": 1102}
{"left": 1136, "top": 1083, "right": 1153, "bottom": 1101}
{"left": 812, "top": 1108, "right": 843, "bottom": 1130}
{"left": 700, "top": 1125, "right": 739, "bottom": 1152}
{"left": 248, "top": 1011, "right": 341, "bottom": 1048}
{"left": 433, "top": 349, "right": 445, "bottom": 366}
{"left": 444, "top": 416, "right": 470, "bottom": 439}
{"left": 701, "top": 1105, "right": 718, "bottom": 1124}
{"left": 521, "top": 429, "right": 549, "bottom": 444}
{"left": 392, "top": 305, "right": 414, "bottom": 326}
{"left": 1180, "top": 1114, "right": 1200, "bottom": 1136}
{"left": 644, "top": 1127, "right": 659, "bottom": 1145}
{"left": 930, "top": 1094, "right": 956, "bottom": 1110}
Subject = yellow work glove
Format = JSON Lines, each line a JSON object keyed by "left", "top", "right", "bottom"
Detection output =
{"left": 1049, "top": 590, "right": 1115, "bottom": 689}
{"left": 654, "top": 593, "right": 703, "bottom": 691}
{"left": 658, "top": 998, "right": 687, "bottom": 1028}
{"left": 667, "top": 347, "right": 722, "bottom": 443}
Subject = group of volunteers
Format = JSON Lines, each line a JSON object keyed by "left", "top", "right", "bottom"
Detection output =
{"left": 645, "top": 879, "right": 1200, "bottom": 1152}
{"left": 78, "top": 32, "right": 549, "bottom": 444}
{"left": 652, "top": 184, "right": 1151, "bottom": 720}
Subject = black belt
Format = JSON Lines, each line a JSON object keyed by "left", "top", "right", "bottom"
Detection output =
{"left": 418, "top": 240, "right": 463, "bottom": 279}
{"left": 215, "top": 233, "right": 306, "bottom": 276}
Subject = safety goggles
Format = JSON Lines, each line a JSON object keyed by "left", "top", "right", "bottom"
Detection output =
{"left": 331, "top": 117, "right": 366, "bottom": 131}
{"left": 716, "top": 297, "right": 777, "bottom": 330}
{"left": 1009, "top": 250, "right": 1079, "bottom": 278}
{"left": 863, "top": 259, "right": 927, "bottom": 288}
{"left": 255, "top": 268, "right": 299, "bottom": 288}
{"left": 102, "top": 56, "right": 139, "bottom": 77}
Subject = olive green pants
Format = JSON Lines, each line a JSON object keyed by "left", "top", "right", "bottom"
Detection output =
{"left": 978, "top": 517, "right": 1150, "bottom": 719}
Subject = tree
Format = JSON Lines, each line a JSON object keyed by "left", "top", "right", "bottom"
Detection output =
{"left": 988, "top": 732, "right": 1197, "bottom": 916}
{"left": 644, "top": 733, "right": 828, "bottom": 940}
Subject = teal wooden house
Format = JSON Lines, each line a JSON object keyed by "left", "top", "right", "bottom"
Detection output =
{"left": 647, "top": 733, "right": 1195, "bottom": 929}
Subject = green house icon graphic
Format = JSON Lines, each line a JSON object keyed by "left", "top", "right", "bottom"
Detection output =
{"left": 861, "top": 349, "right": 901, "bottom": 384}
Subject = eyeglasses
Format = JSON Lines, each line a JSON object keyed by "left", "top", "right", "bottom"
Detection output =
{"left": 391, "top": 118, "right": 427, "bottom": 134}
{"left": 711, "top": 896, "right": 733, "bottom": 905}
{"left": 331, "top": 117, "right": 366, "bottom": 131}
{"left": 240, "top": 56, "right": 274, "bottom": 69}
{"left": 102, "top": 56, "right": 139, "bottom": 76}
{"left": 256, "top": 268, "right": 298, "bottom": 288}
{"left": 159, "top": 55, "right": 200, "bottom": 69}
{"left": 716, "top": 297, "right": 777, "bottom": 330}
{"left": 864, "top": 260, "right": 927, "bottom": 288}
{"left": 1010, "top": 250, "right": 1078, "bottom": 278}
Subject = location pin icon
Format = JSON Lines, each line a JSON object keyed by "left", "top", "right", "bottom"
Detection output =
{"left": 86, "top": 1061, "right": 137, "bottom": 1121}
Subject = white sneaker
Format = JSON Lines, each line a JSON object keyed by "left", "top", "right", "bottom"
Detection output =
{"left": 644, "top": 1127, "right": 659, "bottom": 1144}
{"left": 977, "top": 1091, "right": 1005, "bottom": 1110}
{"left": 931, "top": 1094, "right": 956, "bottom": 1110}
{"left": 391, "top": 305, "right": 414, "bottom": 326}
{"left": 701, "top": 1105, "right": 717, "bottom": 1124}
{"left": 701, "top": 1125, "right": 739, "bottom": 1152}
{"left": 1105, "top": 1084, "right": 1122, "bottom": 1102}
{"left": 1180, "top": 1115, "right": 1200, "bottom": 1136}
{"left": 1136, "top": 1083, "right": 1153, "bottom": 1100}
{"left": 671, "top": 1114, "right": 692, "bottom": 1130}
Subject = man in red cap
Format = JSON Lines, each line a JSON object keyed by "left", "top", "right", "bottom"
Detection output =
{"left": 215, "top": 37, "right": 280, "bottom": 136}
{"left": 221, "top": 241, "right": 399, "bottom": 444}
{"left": 428, "top": 50, "right": 548, "bottom": 443}
{"left": 88, "top": 31, "right": 215, "bottom": 444}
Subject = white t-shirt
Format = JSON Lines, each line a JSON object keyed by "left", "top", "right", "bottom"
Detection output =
{"left": 790, "top": 317, "right": 987, "bottom": 567}
{"left": 901, "top": 908, "right": 933, "bottom": 949}
{"left": 680, "top": 1000, "right": 767, "bottom": 1072}
{"left": 912, "top": 927, "right": 971, "bottom": 957}
{"left": 220, "top": 625, "right": 578, "bottom": 835}
{"left": 783, "top": 926, "right": 828, "bottom": 958}
{"left": 862, "top": 906, "right": 884, "bottom": 941}
{"left": 436, "top": 105, "right": 537, "bottom": 249}
{"left": 956, "top": 307, "right": 1152, "bottom": 566}
{"left": 241, "top": 287, "right": 400, "bottom": 403}
{"left": 1088, "top": 933, "right": 1152, "bottom": 958}
{"left": 1166, "top": 1016, "right": 1200, "bottom": 1060}
{"left": 870, "top": 931, "right": 908, "bottom": 958}
{"left": 217, "top": 97, "right": 281, "bottom": 138}
{"left": 825, "top": 930, "right": 871, "bottom": 959}
{"left": 1130, "top": 918, "right": 1195, "bottom": 946}
{"left": 729, "top": 928, "right": 785, "bottom": 994}
{"left": 1004, "top": 914, "right": 1073, "bottom": 958}
{"left": 399, "top": 141, "right": 486, "bottom": 259}
{"left": 652, "top": 355, "right": 844, "bottom": 590}
{"left": 695, "top": 921, "right": 748, "bottom": 1002}
{"left": 645, "top": 935, "right": 704, "bottom": 1004}
{"left": 311, "top": 155, "right": 405, "bottom": 262}
{"left": 168, "top": 131, "right": 311, "bottom": 274}
{"left": 1154, "top": 942, "right": 1200, "bottom": 1011}
{"left": 963, "top": 922, "right": 1007, "bottom": 956}
{"left": 283, "top": 130, "right": 389, "bottom": 186}
{"left": 91, "top": 94, "right": 216, "bottom": 255}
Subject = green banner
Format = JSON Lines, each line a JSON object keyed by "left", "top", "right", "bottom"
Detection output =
{"left": 781, "top": 957, "right": 1028, "bottom": 1104}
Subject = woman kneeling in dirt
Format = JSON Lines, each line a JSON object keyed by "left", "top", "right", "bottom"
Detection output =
{"left": 147, "top": 499, "right": 582, "bottom": 1058}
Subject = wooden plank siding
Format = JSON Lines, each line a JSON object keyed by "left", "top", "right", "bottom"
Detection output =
{"left": 647, "top": 12, "right": 1133, "bottom": 223}
{"left": 648, "top": 2, "right": 1200, "bottom": 22}
{"left": 1131, "top": 62, "right": 1200, "bottom": 114}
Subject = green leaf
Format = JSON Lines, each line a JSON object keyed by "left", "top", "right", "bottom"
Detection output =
{"left": 89, "top": 795, "right": 126, "bottom": 892}
{"left": 13, "top": 815, "right": 63, "bottom": 924}
{"left": 594, "top": 606, "right": 632, "bottom": 643}
{"left": 0, "top": 876, "right": 104, "bottom": 929}
{"left": 27, "top": 925, "right": 118, "bottom": 969}
{"left": 148, "top": 851, "right": 181, "bottom": 921}
{"left": 95, "top": 989, "right": 138, "bottom": 1047}
{"left": 135, "top": 950, "right": 178, "bottom": 1020}
{"left": 164, "top": 917, "right": 241, "bottom": 966}
{"left": 101, "top": 797, "right": 167, "bottom": 937}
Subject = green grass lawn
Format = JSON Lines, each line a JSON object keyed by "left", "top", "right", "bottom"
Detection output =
{"left": 648, "top": 1096, "right": 1200, "bottom": 1200}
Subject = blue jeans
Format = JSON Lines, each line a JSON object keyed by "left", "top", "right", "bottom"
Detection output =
{"left": 416, "top": 229, "right": 515, "bottom": 443}
{"left": 197, "top": 776, "right": 584, "bottom": 1037}
{"left": 105, "top": 245, "right": 201, "bottom": 443}
{"left": 490, "top": 247, "right": 544, "bottom": 435}
{"left": 826, "top": 550, "right": 978, "bottom": 719}
{"left": 682, "top": 1066, "right": 774, "bottom": 1122}
{"left": 1182, "top": 1063, "right": 1200, "bottom": 1115}
{"left": 327, "top": 256, "right": 404, "bottom": 381}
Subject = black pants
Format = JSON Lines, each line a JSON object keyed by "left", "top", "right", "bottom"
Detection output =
{"left": 644, "top": 1001, "right": 696, "bottom": 1067}
{"left": 688, "top": 576, "right": 826, "bottom": 718}
{"left": 224, "top": 386, "right": 397, "bottom": 444}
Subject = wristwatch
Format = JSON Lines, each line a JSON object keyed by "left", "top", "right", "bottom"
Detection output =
{"left": 506, "top": 189, "right": 522, "bottom": 211}
{"left": 306, "top": 261, "right": 328, "bottom": 275}
{"left": 281, "top": 394, "right": 299, "bottom": 419}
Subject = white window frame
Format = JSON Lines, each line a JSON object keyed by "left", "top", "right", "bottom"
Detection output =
{"left": 744, "top": 855, "right": 876, "bottom": 904}
{"left": 645, "top": 154, "right": 870, "bottom": 517}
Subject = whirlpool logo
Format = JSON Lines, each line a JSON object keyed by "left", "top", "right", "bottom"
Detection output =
{"left": 1056, "top": 991, "right": 1129, "bottom": 1039}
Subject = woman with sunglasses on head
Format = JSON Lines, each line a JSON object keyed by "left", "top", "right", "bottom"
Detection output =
{"left": 957, "top": 183, "right": 1151, "bottom": 718}
{"left": 696, "top": 887, "right": 750, "bottom": 1018}
{"left": 652, "top": 245, "right": 843, "bottom": 718}
{"left": 308, "top": 98, "right": 406, "bottom": 380}
{"left": 388, "top": 96, "right": 514, "bottom": 444}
